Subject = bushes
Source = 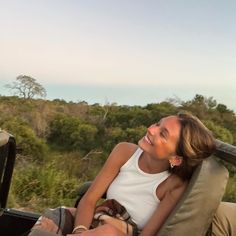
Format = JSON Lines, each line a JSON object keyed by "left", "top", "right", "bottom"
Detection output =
{"left": 48, "top": 114, "right": 98, "bottom": 152}
{"left": 1, "top": 94, "right": 236, "bottom": 213}
{"left": 1, "top": 118, "right": 47, "bottom": 161}
{"left": 102, "top": 126, "right": 146, "bottom": 151}
{"left": 224, "top": 175, "right": 236, "bottom": 203}
{"left": 9, "top": 150, "right": 105, "bottom": 212}
{"left": 204, "top": 120, "right": 233, "bottom": 144}
{"left": 10, "top": 159, "right": 79, "bottom": 212}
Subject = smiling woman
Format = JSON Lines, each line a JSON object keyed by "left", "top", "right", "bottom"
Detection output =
{"left": 29, "top": 112, "right": 218, "bottom": 236}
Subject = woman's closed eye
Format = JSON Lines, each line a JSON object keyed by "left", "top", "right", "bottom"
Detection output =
{"left": 160, "top": 131, "right": 165, "bottom": 138}
{"left": 160, "top": 127, "right": 169, "bottom": 140}
{"left": 160, "top": 131, "right": 168, "bottom": 141}
{"left": 154, "top": 122, "right": 167, "bottom": 139}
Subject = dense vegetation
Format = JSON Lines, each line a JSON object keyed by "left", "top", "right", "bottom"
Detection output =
{"left": 0, "top": 94, "right": 235, "bottom": 213}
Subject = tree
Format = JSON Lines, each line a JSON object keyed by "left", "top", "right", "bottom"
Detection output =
{"left": 179, "top": 94, "right": 217, "bottom": 119}
{"left": 5, "top": 75, "right": 46, "bottom": 99}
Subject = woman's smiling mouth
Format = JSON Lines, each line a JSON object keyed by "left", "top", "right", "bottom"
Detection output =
{"left": 144, "top": 135, "right": 153, "bottom": 145}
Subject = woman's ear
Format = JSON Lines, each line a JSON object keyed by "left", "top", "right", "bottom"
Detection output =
{"left": 169, "top": 155, "right": 183, "bottom": 167}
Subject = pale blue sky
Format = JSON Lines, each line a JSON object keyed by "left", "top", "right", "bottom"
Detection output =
{"left": 0, "top": 1, "right": 236, "bottom": 109}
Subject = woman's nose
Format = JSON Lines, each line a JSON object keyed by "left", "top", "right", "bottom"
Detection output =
{"left": 147, "top": 124, "right": 157, "bottom": 135}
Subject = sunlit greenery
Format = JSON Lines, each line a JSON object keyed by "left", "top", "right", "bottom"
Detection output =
{"left": 0, "top": 94, "right": 235, "bottom": 213}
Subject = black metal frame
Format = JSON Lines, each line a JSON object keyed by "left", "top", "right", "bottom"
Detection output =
{"left": 0, "top": 135, "right": 16, "bottom": 209}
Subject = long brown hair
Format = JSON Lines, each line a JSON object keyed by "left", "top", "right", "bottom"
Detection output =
{"left": 171, "top": 112, "right": 216, "bottom": 180}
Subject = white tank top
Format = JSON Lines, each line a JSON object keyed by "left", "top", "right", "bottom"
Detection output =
{"left": 106, "top": 147, "right": 170, "bottom": 229}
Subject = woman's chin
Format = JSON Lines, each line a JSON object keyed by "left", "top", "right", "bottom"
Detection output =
{"left": 138, "top": 138, "right": 145, "bottom": 150}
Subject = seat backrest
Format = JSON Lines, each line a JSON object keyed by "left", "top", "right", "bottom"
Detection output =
{"left": 157, "top": 156, "right": 229, "bottom": 236}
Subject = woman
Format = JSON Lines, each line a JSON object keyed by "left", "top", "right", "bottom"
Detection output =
{"left": 30, "top": 112, "right": 216, "bottom": 236}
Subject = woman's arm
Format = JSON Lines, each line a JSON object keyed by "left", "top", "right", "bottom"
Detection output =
{"left": 73, "top": 142, "right": 137, "bottom": 233}
{"left": 140, "top": 178, "right": 188, "bottom": 236}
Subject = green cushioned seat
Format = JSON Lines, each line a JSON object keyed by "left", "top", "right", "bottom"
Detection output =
{"left": 157, "top": 156, "right": 229, "bottom": 236}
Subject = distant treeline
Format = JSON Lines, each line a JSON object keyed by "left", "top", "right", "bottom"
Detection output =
{"left": 0, "top": 94, "right": 235, "bottom": 212}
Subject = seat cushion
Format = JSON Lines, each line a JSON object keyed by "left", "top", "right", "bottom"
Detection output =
{"left": 157, "top": 156, "right": 229, "bottom": 236}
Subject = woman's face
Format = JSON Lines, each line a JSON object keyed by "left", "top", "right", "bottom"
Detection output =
{"left": 138, "top": 115, "right": 181, "bottom": 160}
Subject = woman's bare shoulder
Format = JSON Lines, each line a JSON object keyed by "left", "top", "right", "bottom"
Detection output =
{"left": 114, "top": 142, "right": 138, "bottom": 152}
{"left": 111, "top": 142, "right": 138, "bottom": 162}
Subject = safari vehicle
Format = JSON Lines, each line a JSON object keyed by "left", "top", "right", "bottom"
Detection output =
{"left": 0, "top": 131, "right": 236, "bottom": 236}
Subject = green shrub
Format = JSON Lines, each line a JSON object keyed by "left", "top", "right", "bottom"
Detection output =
{"left": 223, "top": 176, "right": 236, "bottom": 203}
{"left": 1, "top": 118, "right": 47, "bottom": 161}
{"left": 10, "top": 160, "right": 79, "bottom": 212}
{"left": 204, "top": 120, "right": 233, "bottom": 143}
{"left": 49, "top": 114, "right": 98, "bottom": 152}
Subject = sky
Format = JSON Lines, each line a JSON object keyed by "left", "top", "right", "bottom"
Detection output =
{"left": 0, "top": 0, "right": 236, "bottom": 110}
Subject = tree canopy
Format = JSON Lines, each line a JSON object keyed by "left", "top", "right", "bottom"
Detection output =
{"left": 5, "top": 75, "right": 47, "bottom": 99}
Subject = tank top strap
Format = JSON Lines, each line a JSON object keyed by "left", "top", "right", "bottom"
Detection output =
{"left": 121, "top": 147, "right": 143, "bottom": 170}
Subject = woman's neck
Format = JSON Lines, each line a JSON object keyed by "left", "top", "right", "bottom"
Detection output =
{"left": 139, "top": 151, "right": 169, "bottom": 174}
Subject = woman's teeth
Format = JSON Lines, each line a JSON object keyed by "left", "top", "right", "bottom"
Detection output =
{"left": 145, "top": 135, "right": 152, "bottom": 145}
